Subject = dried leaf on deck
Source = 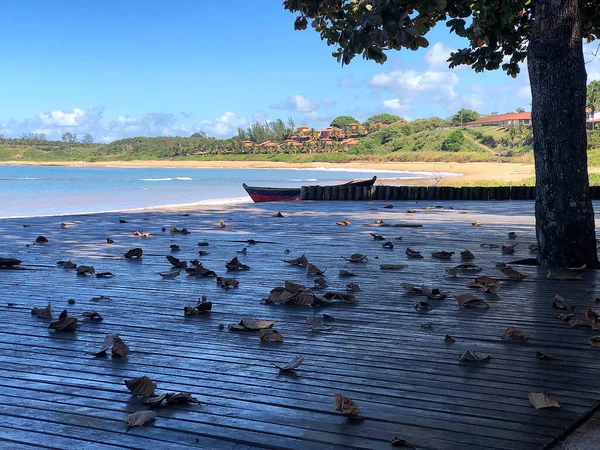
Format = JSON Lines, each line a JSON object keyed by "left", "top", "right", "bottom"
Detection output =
{"left": 500, "top": 266, "right": 528, "bottom": 280}
{"left": 306, "top": 263, "right": 326, "bottom": 275}
{"left": 237, "top": 247, "right": 247, "bottom": 255}
{"left": 197, "top": 241, "right": 209, "bottom": 247}
{"left": 456, "top": 294, "right": 489, "bottom": 308}
{"left": 82, "top": 311, "right": 103, "bottom": 321}
{"left": 88, "top": 333, "right": 115, "bottom": 357}
{"left": 472, "top": 221, "right": 483, "bottom": 226}
{"left": 502, "top": 327, "right": 529, "bottom": 340}
{"left": 273, "top": 355, "right": 304, "bottom": 371}
{"left": 125, "top": 376, "right": 157, "bottom": 397}
{"left": 536, "top": 351, "right": 557, "bottom": 360}
{"left": 415, "top": 301, "right": 433, "bottom": 311}
{"left": 219, "top": 220, "right": 226, "bottom": 227}
{"left": 272, "top": 212, "right": 284, "bottom": 218}
{"left": 166, "top": 255, "right": 187, "bottom": 269}
{"left": 0, "top": 257, "right": 22, "bottom": 268}
{"left": 126, "top": 410, "right": 156, "bottom": 427}
{"left": 468, "top": 276, "right": 500, "bottom": 294}
{"left": 228, "top": 319, "right": 276, "bottom": 331}
{"left": 31, "top": 303, "right": 52, "bottom": 320}
{"left": 445, "top": 335, "right": 456, "bottom": 344}
{"left": 529, "top": 393, "right": 560, "bottom": 409}
{"left": 119, "top": 219, "right": 127, "bottom": 223}
{"left": 432, "top": 251, "right": 454, "bottom": 260}
{"left": 170, "top": 244, "right": 180, "bottom": 252}
{"left": 343, "top": 253, "right": 368, "bottom": 263}
{"left": 446, "top": 267, "right": 461, "bottom": 277}
{"left": 184, "top": 300, "right": 213, "bottom": 315}
{"left": 590, "top": 336, "right": 600, "bottom": 346}
{"left": 133, "top": 231, "right": 150, "bottom": 238}
{"left": 165, "top": 392, "right": 199, "bottom": 404}
{"left": 547, "top": 271, "right": 582, "bottom": 281}
{"left": 185, "top": 264, "right": 217, "bottom": 277}
{"left": 323, "top": 313, "right": 335, "bottom": 321}
{"left": 35, "top": 235, "right": 48, "bottom": 243}
{"left": 586, "top": 307, "right": 600, "bottom": 328}
{"left": 461, "top": 250, "right": 475, "bottom": 260}
{"left": 336, "top": 221, "right": 351, "bottom": 226}
{"left": 370, "top": 233, "right": 385, "bottom": 241}
{"left": 49, "top": 313, "right": 78, "bottom": 332}
{"left": 259, "top": 328, "right": 284, "bottom": 342}
{"left": 406, "top": 248, "right": 423, "bottom": 259}
{"left": 339, "top": 269, "right": 356, "bottom": 277}
{"left": 226, "top": 257, "right": 250, "bottom": 271}
{"left": 422, "top": 287, "right": 448, "bottom": 300}
{"left": 391, "top": 437, "right": 416, "bottom": 448}
{"left": 508, "top": 232, "right": 517, "bottom": 239}
{"left": 557, "top": 313, "right": 575, "bottom": 321}
{"left": 62, "top": 261, "right": 77, "bottom": 269}
{"left": 143, "top": 393, "right": 167, "bottom": 406}
{"left": 380, "top": 264, "right": 408, "bottom": 270}
{"left": 217, "top": 277, "right": 239, "bottom": 288}
{"left": 346, "top": 282, "right": 360, "bottom": 292}
{"left": 96, "top": 272, "right": 115, "bottom": 278}
{"left": 112, "top": 336, "right": 130, "bottom": 357}
{"left": 324, "top": 291, "right": 357, "bottom": 304}
{"left": 307, "top": 316, "right": 332, "bottom": 331}
{"left": 384, "top": 204, "right": 394, "bottom": 209}
{"left": 198, "top": 250, "right": 209, "bottom": 256}
{"left": 283, "top": 254, "right": 309, "bottom": 267}
{"left": 284, "top": 280, "right": 308, "bottom": 291}
{"left": 158, "top": 270, "right": 180, "bottom": 280}
{"left": 91, "top": 295, "right": 110, "bottom": 302}
{"left": 76, "top": 265, "right": 95, "bottom": 276}
{"left": 502, "top": 243, "right": 518, "bottom": 255}
{"left": 124, "top": 248, "right": 143, "bottom": 259}
{"left": 314, "top": 277, "right": 328, "bottom": 289}
{"left": 333, "top": 393, "right": 363, "bottom": 420}
{"left": 569, "top": 319, "right": 588, "bottom": 328}
{"left": 106, "top": 237, "right": 114, "bottom": 244}
{"left": 459, "top": 350, "right": 490, "bottom": 362}
{"left": 552, "top": 295, "right": 575, "bottom": 311}
{"left": 529, "top": 243, "right": 538, "bottom": 252}
{"left": 480, "top": 243, "right": 500, "bottom": 249}
{"left": 401, "top": 283, "right": 423, "bottom": 295}
{"left": 382, "top": 241, "right": 394, "bottom": 249}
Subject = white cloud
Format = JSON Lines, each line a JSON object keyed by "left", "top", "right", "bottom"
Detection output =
{"left": 271, "top": 94, "right": 317, "bottom": 113}
{"left": 338, "top": 77, "right": 353, "bottom": 87}
{"left": 462, "top": 94, "right": 485, "bottom": 111}
{"left": 320, "top": 96, "right": 335, "bottom": 106}
{"left": 39, "top": 108, "right": 86, "bottom": 127}
{"left": 381, "top": 99, "right": 411, "bottom": 115}
{"left": 199, "top": 112, "right": 248, "bottom": 136}
{"left": 370, "top": 69, "right": 460, "bottom": 104}
{"left": 424, "top": 42, "right": 455, "bottom": 68}
{"left": 517, "top": 85, "right": 532, "bottom": 102}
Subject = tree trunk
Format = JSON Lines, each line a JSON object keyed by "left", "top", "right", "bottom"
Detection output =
{"left": 527, "top": 0, "right": 598, "bottom": 267}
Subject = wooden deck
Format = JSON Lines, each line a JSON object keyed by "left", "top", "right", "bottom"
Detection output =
{"left": 1, "top": 200, "right": 600, "bottom": 449}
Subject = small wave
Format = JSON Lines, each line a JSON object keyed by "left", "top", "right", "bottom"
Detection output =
{"left": 140, "top": 176, "right": 193, "bottom": 181}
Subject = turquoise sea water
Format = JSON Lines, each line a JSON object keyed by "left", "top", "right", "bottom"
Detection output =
{"left": 0, "top": 165, "right": 451, "bottom": 218}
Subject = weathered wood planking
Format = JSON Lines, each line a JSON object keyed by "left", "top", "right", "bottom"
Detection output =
{"left": 1, "top": 200, "right": 600, "bottom": 449}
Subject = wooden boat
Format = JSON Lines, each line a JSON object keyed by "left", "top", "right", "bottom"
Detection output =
{"left": 242, "top": 176, "right": 377, "bottom": 203}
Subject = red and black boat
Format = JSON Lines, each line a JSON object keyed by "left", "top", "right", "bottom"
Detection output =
{"left": 242, "top": 176, "right": 377, "bottom": 203}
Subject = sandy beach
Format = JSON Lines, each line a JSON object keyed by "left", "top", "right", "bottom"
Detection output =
{"left": 0, "top": 160, "right": 536, "bottom": 184}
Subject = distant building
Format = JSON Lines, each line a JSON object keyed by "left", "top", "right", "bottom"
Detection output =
{"left": 466, "top": 112, "right": 531, "bottom": 128}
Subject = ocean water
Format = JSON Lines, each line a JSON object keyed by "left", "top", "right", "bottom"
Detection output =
{"left": 0, "top": 165, "right": 453, "bottom": 218}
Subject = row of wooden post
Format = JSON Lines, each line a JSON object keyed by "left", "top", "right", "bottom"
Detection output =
{"left": 300, "top": 185, "right": 539, "bottom": 201}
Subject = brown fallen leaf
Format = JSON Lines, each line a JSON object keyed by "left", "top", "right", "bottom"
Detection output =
{"left": 198, "top": 250, "right": 209, "bottom": 256}
{"left": 343, "top": 253, "right": 368, "bottom": 263}
{"left": 106, "top": 237, "right": 114, "bottom": 244}
{"left": 226, "top": 257, "right": 250, "bottom": 271}
{"left": 382, "top": 241, "right": 394, "bottom": 249}
{"left": 259, "top": 328, "right": 284, "bottom": 342}
{"left": 480, "top": 243, "right": 500, "bottom": 249}
{"left": 456, "top": 294, "right": 489, "bottom": 308}
{"left": 529, "top": 243, "right": 538, "bottom": 252}
{"left": 166, "top": 255, "right": 187, "bottom": 269}
{"left": 459, "top": 350, "right": 491, "bottom": 362}
{"left": 307, "top": 316, "right": 333, "bottom": 331}
{"left": 502, "top": 327, "right": 529, "bottom": 340}
{"left": 586, "top": 307, "right": 600, "bottom": 329}
{"left": 143, "top": 394, "right": 168, "bottom": 406}
{"left": 158, "top": 270, "right": 180, "bottom": 280}
{"left": 422, "top": 287, "right": 448, "bottom": 300}
{"left": 547, "top": 271, "right": 582, "bottom": 281}
{"left": 95, "top": 272, "right": 115, "bottom": 278}
{"left": 472, "top": 221, "right": 483, "bottom": 226}
{"left": 415, "top": 301, "right": 433, "bottom": 311}
{"left": 35, "top": 235, "right": 48, "bottom": 243}
{"left": 552, "top": 295, "right": 575, "bottom": 311}
{"left": 82, "top": 311, "right": 103, "bottom": 321}
{"left": 536, "top": 351, "right": 557, "bottom": 360}
{"left": 314, "top": 276, "right": 328, "bottom": 289}
{"left": 124, "top": 248, "right": 143, "bottom": 259}
{"left": 432, "top": 251, "right": 454, "bottom": 260}
{"left": 324, "top": 291, "right": 357, "bottom": 304}
{"left": 283, "top": 254, "right": 309, "bottom": 267}
{"left": 170, "top": 244, "right": 180, "bottom": 252}
{"left": 333, "top": 393, "right": 363, "bottom": 420}
{"left": 228, "top": 319, "right": 276, "bottom": 331}
{"left": 31, "top": 303, "right": 52, "bottom": 320}
{"left": 339, "top": 269, "right": 356, "bottom": 277}
{"left": 323, "top": 313, "right": 335, "bottom": 321}
{"left": 502, "top": 243, "right": 518, "bottom": 255}
{"left": 508, "top": 232, "right": 517, "bottom": 239}
{"left": 91, "top": 295, "right": 110, "bottom": 302}
{"left": 185, "top": 264, "right": 217, "bottom": 277}
{"left": 391, "top": 437, "right": 416, "bottom": 448}
{"left": 197, "top": 241, "right": 209, "bottom": 247}
{"left": 119, "top": 219, "right": 127, "bottom": 223}
{"left": 133, "top": 231, "right": 150, "bottom": 238}
{"left": 126, "top": 410, "right": 156, "bottom": 428}
{"left": 500, "top": 266, "right": 528, "bottom": 279}
{"left": 125, "top": 376, "right": 157, "bottom": 397}
{"left": 384, "top": 204, "right": 394, "bottom": 209}
{"left": 76, "top": 265, "right": 95, "bottom": 276}
{"left": 112, "top": 336, "right": 130, "bottom": 357}
{"left": 88, "top": 333, "right": 116, "bottom": 357}
{"left": 237, "top": 247, "right": 247, "bottom": 255}
{"left": 460, "top": 250, "right": 475, "bottom": 260}
{"left": 346, "top": 282, "right": 360, "bottom": 292}
{"left": 217, "top": 277, "right": 239, "bottom": 288}
{"left": 569, "top": 319, "right": 588, "bottom": 328}
{"left": 557, "top": 313, "right": 575, "bottom": 321}
{"left": 306, "top": 263, "right": 326, "bottom": 275}
{"left": 184, "top": 300, "right": 213, "bottom": 315}
{"left": 272, "top": 212, "right": 284, "bottom": 218}
{"left": 336, "top": 221, "right": 351, "bottom": 226}
{"left": 590, "top": 336, "right": 600, "bottom": 346}
{"left": 445, "top": 335, "right": 456, "bottom": 344}
{"left": 406, "top": 248, "right": 423, "bottom": 259}
{"left": 370, "top": 233, "right": 385, "bottom": 241}
{"left": 165, "top": 392, "right": 199, "bottom": 404}
{"left": 529, "top": 393, "right": 560, "bottom": 409}
{"left": 380, "top": 264, "right": 408, "bottom": 270}
{"left": 400, "top": 283, "right": 423, "bottom": 295}
{"left": 283, "top": 281, "right": 307, "bottom": 293}
{"left": 60, "top": 260, "right": 77, "bottom": 269}
{"left": 49, "top": 311, "right": 78, "bottom": 332}
{"left": 272, "top": 356, "right": 304, "bottom": 371}
{"left": 219, "top": 220, "right": 226, "bottom": 227}
{"left": 0, "top": 257, "right": 22, "bottom": 268}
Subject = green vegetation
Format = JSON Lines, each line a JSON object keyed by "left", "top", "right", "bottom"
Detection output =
{"left": 366, "top": 113, "right": 402, "bottom": 125}
{"left": 330, "top": 115, "right": 358, "bottom": 128}
{"left": 450, "top": 109, "right": 480, "bottom": 126}
{"left": 441, "top": 130, "right": 465, "bottom": 151}
{"left": 587, "top": 80, "right": 600, "bottom": 119}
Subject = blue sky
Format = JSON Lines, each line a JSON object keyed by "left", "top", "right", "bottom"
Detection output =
{"left": 0, "top": 0, "right": 599, "bottom": 142}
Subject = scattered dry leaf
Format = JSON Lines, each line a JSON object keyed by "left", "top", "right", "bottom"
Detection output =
{"left": 125, "top": 376, "right": 157, "bottom": 397}
{"left": 314, "top": 276, "right": 328, "bottom": 289}
{"left": 508, "top": 232, "right": 517, "bottom": 239}
{"left": 49, "top": 311, "right": 78, "bottom": 331}
{"left": 569, "top": 319, "right": 588, "bottom": 328}
{"left": 35, "top": 235, "right": 48, "bottom": 243}
{"left": 432, "top": 251, "right": 454, "bottom": 259}
{"left": 259, "top": 328, "right": 284, "bottom": 342}
{"left": 552, "top": 295, "right": 575, "bottom": 311}
{"left": 336, "top": 221, "right": 351, "bottom": 226}
{"left": 406, "top": 248, "right": 423, "bottom": 259}
{"left": 502, "top": 243, "right": 518, "bottom": 255}
{"left": 384, "top": 204, "right": 394, "bottom": 209}
{"left": 590, "top": 336, "right": 600, "bottom": 346}
{"left": 82, "top": 311, "right": 103, "bottom": 321}
{"left": 339, "top": 269, "right": 356, "bottom": 277}
{"left": 217, "top": 277, "right": 239, "bottom": 288}
{"left": 31, "top": 303, "right": 52, "bottom": 320}
{"left": 547, "top": 271, "right": 582, "bottom": 281}
{"left": 226, "top": 257, "right": 250, "bottom": 271}
{"left": 166, "top": 255, "right": 187, "bottom": 269}
{"left": 184, "top": 300, "right": 213, "bottom": 315}
{"left": 283, "top": 254, "right": 309, "bottom": 267}
{"left": 529, "top": 243, "right": 538, "bottom": 252}
{"left": 343, "top": 253, "right": 368, "bottom": 263}
{"left": 480, "top": 243, "right": 500, "bottom": 249}
{"left": 324, "top": 291, "right": 357, "bottom": 304}
{"left": 459, "top": 350, "right": 490, "bottom": 362}
{"left": 382, "top": 241, "right": 394, "bottom": 249}
{"left": 536, "top": 351, "right": 556, "bottom": 360}
{"left": 307, "top": 316, "right": 333, "bottom": 331}
{"left": 228, "top": 319, "right": 276, "bottom": 331}
{"left": 170, "top": 244, "right": 180, "bottom": 251}
{"left": 391, "top": 437, "right": 415, "bottom": 448}
{"left": 272, "top": 212, "right": 284, "bottom": 218}
{"left": 502, "top": 327, "right": 529, "bottom": 340}
{"left": 500, "top": 266, "right": 528, "bottom": 279}
{"left": 529, "top": 393, "right": 560, "bottom": 409}
{"left": 126, "top": 411, "right": 156, "bottom": 428}
{"left": 76, "top": 265, "right": 95, "bottom": 276}
{"left": 158, "top": 270, "right": 180, "bottom": 280}
{"left": 273, "top": 356, "right": 304, "bottom": 371}
{"left": 422, "top": 287, "right": 448, "bottom": 300}
{"left": 306, "top": 263, "right": 326, "bottom": 275}
{"left": 472, "top": 221, "right": 483, "bottom": 226}
{"left": 370, "top": 233, "right": 385, "bottom": 241}
{"left": 0, "top": 257, "right": 22, "bottom": 268}
{"left": 124, "top": 248, "right": 143, "bottom": 259}
{"left": 456, "top": 294, "right": 489, "bottom": 308}
{"left": 133, "top": 231, "right": 150, "bottom": 238}
{"left": 112, "top": 336, "right": 130, "bottom": 357}
{"left": 445, "top": 335, "right": 456, "bottom": 344}
{"left": 460, "top": 250, "right": 475, "bottom": 260}
{"left": 415, "top": 301, "right": 433, "bottom": 311}
{"left": 185, "top": 264, "right": 217, "bottom": 277}
{"left": 96, "top": 272, "right": 115, "bottom": 278}
{"left": 333, "top": 393, "right": 363, "bottom": 420}
{"left": 346, "top": 282, "right": 360, "bottom": 292}
{"left": 380, "top": 264, "right": 408, "bottom": 270}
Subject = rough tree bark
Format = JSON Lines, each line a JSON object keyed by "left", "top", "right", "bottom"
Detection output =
{"left": 527, "top": 0, "right": 598, "bottom": 267}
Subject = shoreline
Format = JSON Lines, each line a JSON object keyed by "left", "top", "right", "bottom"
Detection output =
{"left": 0, "top": 160, "right": 535, "bottom": 184}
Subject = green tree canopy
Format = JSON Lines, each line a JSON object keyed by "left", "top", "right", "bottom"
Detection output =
{"left": 283, "top": 0, "right": 600, "bottom": 267}
{"left": 587, "top": 80, "right": 600, "bottom": 116}
{"left": 367, "top": 113, "right": 402, "bottom": 124}
{"left": 515, "top": 107, "right": 526, "bottom": 113}
{"left": 451, "top": 109, "right": 480, "bottom": 125}
{"left": 331, "top": 115, "right": 359, "bottom": 128}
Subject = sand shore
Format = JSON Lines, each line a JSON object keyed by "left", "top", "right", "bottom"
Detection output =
{"left": 0, "top": 160, "right": 536, "bottom": 184}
